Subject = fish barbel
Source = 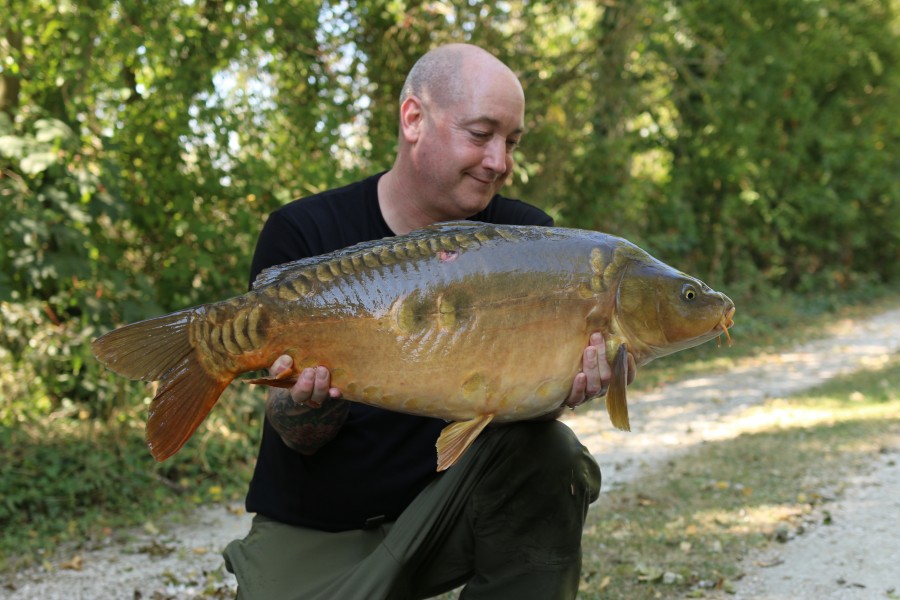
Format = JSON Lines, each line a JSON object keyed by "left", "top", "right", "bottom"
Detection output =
{"left": 91, "top": 221, "right": 735, "bottom": 470}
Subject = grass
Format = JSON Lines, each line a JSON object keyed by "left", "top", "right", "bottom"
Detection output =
{"left": 0, "top": 385, "right": 262, "bottom": 574}
{"left": 577, "top": 350, "right": 900, "bottom": 598}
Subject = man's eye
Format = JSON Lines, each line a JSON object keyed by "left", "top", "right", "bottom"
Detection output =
{"left": 470, "top": 130, "right": 491, "bottom": 141}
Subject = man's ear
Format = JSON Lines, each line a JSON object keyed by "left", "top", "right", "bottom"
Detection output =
{"left": 399, "top": 95, "right": 425, "bottom": 143}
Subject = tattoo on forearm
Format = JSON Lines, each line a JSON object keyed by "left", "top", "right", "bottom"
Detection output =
{"left": 266, "top": 389, "right": 349, "bottom": 454}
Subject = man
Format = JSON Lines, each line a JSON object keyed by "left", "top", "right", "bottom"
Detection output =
{"left": 224, "top": 43, "right": 624, "bottom": 599}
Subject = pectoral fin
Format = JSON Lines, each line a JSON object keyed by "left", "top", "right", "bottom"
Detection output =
{"left": 606, "top": 343, "right": 631, "bottom": 431}
{"left": 245, "top": 366, "right": 299, "bottom": 389}
{"left": 436, "top": 414, "right": 494, "bottom": 472}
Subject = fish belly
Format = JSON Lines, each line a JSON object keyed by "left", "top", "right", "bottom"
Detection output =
{"left": 263, "top": 256, "right": 599, "bottom": 422}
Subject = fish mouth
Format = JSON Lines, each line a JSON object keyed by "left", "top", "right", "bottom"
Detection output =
{"left": 716, "top": 305, "right": 736, "bottom": 347}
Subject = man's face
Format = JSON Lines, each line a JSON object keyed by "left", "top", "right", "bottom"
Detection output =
{"left": 412, "top": 66, "right": 525, "bottom": 219}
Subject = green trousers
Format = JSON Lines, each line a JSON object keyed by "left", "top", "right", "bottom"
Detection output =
{"left": 223, "top": 420, "right": 601, "bottom": 600}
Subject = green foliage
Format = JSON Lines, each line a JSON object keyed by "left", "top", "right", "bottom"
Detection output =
{"left": 0, "top": 423, "right": 160, "bottom": 555}
{"left": 656, "top": 0, "right": 900, "bottom": 294}
{"left": 0, "top": 386, "right": 261, "bottom": 569}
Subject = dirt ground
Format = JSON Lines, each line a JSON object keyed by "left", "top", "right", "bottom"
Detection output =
{"left": 731, "top": 440, "right": 899, "bottom": 600}
{"left": 4, "top": 306, "right": 900, "bottom": 600}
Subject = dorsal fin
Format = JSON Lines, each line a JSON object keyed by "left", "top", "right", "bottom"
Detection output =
{"left": 252, "top": 221, "right": 506, "bottom": 290}
{"left": 417, "top": 220, "right": 482, "bottom": 233}
{"left": 254, "top": 257, "right": 321, "bottom": 289}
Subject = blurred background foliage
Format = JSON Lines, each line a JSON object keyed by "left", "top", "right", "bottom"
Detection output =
{"left": 1, "top": 0, "right": 898, "bottom": 558}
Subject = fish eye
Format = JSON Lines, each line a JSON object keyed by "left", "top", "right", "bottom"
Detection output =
{"left": 682, "top": 284, "right": 698, "bottom": 301}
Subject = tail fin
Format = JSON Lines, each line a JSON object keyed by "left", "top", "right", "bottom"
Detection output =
{"left": 91, "top": 309, "right": 232, "bottom": 461}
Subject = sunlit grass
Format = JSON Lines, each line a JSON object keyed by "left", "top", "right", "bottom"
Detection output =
{"left": 579, "top": 353, "right": 900, "bottom": 599}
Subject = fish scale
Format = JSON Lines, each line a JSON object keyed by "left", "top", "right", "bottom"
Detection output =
{"left": 92, "top": 221, "right": 735, "bottom": 470}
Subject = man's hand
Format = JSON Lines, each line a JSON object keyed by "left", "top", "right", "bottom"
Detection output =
{"left": 265, "top": 355, "right": 347, "bottom": 454}
{"left": 564, "top": 332, "right": 633, "bottom": 409}
{"left": 270, "top": 355, "right": 342, "bottom": 408}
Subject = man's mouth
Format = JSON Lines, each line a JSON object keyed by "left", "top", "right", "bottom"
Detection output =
{"left": 467, "top": 173, "right": 497, "bottom": 186}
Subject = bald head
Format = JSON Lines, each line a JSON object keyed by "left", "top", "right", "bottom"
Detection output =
{"left": 380, "top": 44, "right": 527, "bottom": 234}
{"left": 400, "top": 44, "right": 522, "bottom": 110}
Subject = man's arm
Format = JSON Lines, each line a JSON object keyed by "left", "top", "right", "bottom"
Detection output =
{"left": 264, "top": 356, "right": 348, "bottom": 454}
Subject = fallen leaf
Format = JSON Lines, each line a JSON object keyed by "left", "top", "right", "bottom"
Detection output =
{"left": 755, "top": 558, "right": 784, "bottom": 568}
{"left": 663, "top": 572, "right": 683, "bottom": 585}
{"left": 773, "top": 523, "right": 792, "bottom": 543}
{"left": 138, "top": 540, "right": 176, "bottom": 557}
{"left": 60, "top": 555, "right": 83, "bottom": 571}
{"left": 637, "top": 494, "right": 658, "bottom": 506}
{"left": 635, "top": 563, "right": 664, "bottom": 582}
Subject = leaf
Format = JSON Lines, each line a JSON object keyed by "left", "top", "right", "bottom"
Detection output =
{"left": 60, "top": 554, "right": 83, "bottom": 570}
{"left": 635, "top": 563, "right": 664, "bottom": 582}
{"left": 143, "top": 521, "right": 160, "bottom": 536}
{"left": 21, "top": 151, "right": 59, "bottom": 175}
{"left": 663, "top": 572, "right": 683, "bottom": 585}
{"left": 34, "top": 118, "right": 74, "bottom": 144}
{"left": 138, "top": 540, "right": 176, "bottom": 557}
{"left": 0, "top": 135, "right": 29, "bottom": 159}
{"left": 637, "top": 493, "right": 658, "bottom": 506}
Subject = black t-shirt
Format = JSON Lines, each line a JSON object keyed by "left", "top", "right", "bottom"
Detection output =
{"left": 245, "top": 172, "right": 553, "bottom": 532}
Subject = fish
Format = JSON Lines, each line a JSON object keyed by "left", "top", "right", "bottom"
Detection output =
{"left": 91, "top": 221, "right": 735, "bottom": 471}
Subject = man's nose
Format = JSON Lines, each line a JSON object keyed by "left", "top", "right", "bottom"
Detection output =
{"left": 482, "top": 137, "right": 508, "bottom": 173}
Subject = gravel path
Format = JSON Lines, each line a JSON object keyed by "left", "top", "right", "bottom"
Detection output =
{"left": 732, "top": 439, "right": 899, "bottom": 600}
{"left": 4, "top": 307, "right": 900, "bottom": 599}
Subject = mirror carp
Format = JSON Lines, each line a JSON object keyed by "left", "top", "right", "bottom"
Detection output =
{"left": 92, "top": 221, "right": 735, "bottom": 471}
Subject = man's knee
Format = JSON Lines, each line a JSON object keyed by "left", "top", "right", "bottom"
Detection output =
{"left": 496, "top": 420, "right": 601, "bottom": 500}
{"left": 466, "top": 420, "right": 600, "bottom": 570}
{"left": 476, "top": 420, "right": 601, "bottom": 517}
